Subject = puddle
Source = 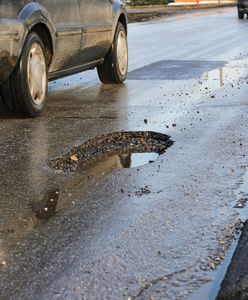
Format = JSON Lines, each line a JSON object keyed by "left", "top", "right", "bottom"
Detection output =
{"left": 51, "top": 131, "right": 173, "bottom": 173}
{"left": 0, "top": 132, "right": 173, "bottom": 260}
{"left": 32, "top": 151, "right": 159, "bottom": 221}
{"left": 32, "top": 152, "right": 159, "bottom": 220}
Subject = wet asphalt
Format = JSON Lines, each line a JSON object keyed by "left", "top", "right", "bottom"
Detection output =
{"left": 1, "top": 7, "right": 248, "bottom": 300}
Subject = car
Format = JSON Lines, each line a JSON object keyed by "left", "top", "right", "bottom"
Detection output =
{"left": 237, "top": 0, "right": 248, "bottom": 19}
{"left": 0, "top": 0, "right": 128, "bottom": 117}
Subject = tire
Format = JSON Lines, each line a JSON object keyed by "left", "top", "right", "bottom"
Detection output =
{"left": 1, "top": 32, "right": 48, "bottom": 117}
{"left": 97, "top": 22, "right": 128, "bottom": 84}
{"left": 238, "top": 9, "right": 244, "bottom": 19}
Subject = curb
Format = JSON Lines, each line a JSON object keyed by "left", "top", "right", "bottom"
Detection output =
{"left": 126, "top": 3, "right": 236, "bottom": 22}
{"left": 217, "top": 220, "right": 248, "bottom": 299}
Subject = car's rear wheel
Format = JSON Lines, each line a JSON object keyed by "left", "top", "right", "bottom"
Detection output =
{"left": 238, "top": 9, "right": 245, "bottom": 19}
{"left": 1, "top": 32, "right": 48, "bottom": 117}
{"left": 97, "top": 22, "right": 128, "bottom": 84}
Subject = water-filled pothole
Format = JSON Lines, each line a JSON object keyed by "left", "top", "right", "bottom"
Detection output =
{"left": 33, "top": 151, "right": 160, "bottom": 222}
{"left": 79, "top": 152, "right": 160, "bottom": 172}
{"left": 0, "top": 132, "right": 173, "bottom": 249}
{"left": 51, "top": 131, "right": 173, "bottom": 173}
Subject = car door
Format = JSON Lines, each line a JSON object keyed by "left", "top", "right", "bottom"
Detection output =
{"left": 79, "top": 0, "right": 112, "bottom": 63}
{"left": 37, "top": 0, "right": 82, "bottom": 71}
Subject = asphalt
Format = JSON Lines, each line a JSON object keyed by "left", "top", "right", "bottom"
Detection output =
{"left": 1, "top": 7, "right": 248, "bottom": 300}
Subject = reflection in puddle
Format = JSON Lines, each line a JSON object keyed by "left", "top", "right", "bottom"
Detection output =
{"left": 87, "top": 152, "right": 159, "bottom": 170}
{"left": 76, "top": 151, "right": 159, "bottom": 175}
{"left": 32, "top": 190, "right": 60, "bottom": 220}
{"left": 123, "top": 152, "right": 159, "bottom": 168}
{"left": 0, "top": 131, "right": 173, "bottom": 262}
{"left": 34, "top": 152, "right": 159, "bottom": 219}
{"left": 33, "top": 151, "right": 159, "bottom": 220}
{"left": 0, "top": 151, "right": 161, "bottom": 262}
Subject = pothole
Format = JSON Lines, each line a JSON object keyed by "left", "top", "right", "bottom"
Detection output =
{"left": 29, "top": 132, "right": 173, "bottom": 223}
{"left": 51, "top": 131, "right": 174, "bottom": 173}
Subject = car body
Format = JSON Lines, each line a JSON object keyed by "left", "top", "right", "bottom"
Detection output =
{"left": 237, "top": 0, "right": 248, "bottom": 19}
{"left": 0, "top": 0, "right": 128, "bottom": 116}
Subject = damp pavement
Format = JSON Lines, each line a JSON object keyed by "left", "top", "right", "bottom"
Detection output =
{"left": 1, "top": 7, "right": 248, "bottom": 300}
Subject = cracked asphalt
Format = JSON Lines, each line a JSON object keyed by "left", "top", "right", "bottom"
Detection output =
{"left": 1, "top": 7, "right": 248, "bottom": 300}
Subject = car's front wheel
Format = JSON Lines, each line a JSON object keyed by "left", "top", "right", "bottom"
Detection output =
{"left": 97, "top": 22, "right": 128, "bottom": 84}
{"left": 1, "top": 32, "right": 48, "bottom": 117}
{"left": 238, "top": 8, "right": 245, "bottom": 19}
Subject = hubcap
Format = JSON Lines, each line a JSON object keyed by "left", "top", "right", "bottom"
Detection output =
{"left": 27, "top": 42, "right": 47, "bottom": 106}
{"left": 117, "top": 30, "right": 128, "bottom": 76}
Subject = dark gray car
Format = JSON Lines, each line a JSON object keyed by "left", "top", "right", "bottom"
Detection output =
{"left": 237, "top": 0, "right": 248, "bottom": 19}
{"left": 0, "top": 0, "right": 128, "bottom": 116}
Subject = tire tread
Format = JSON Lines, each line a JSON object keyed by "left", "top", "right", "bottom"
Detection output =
{"left": 97, "top": 22, "right": 128, "bottom": 84}
{"left": 1, "top": 32, "right": 47, "bottom": 117}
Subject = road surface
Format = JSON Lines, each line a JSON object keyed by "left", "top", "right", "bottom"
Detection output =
{"left": 1, "top": 7, "right": 248, "bottom": 300}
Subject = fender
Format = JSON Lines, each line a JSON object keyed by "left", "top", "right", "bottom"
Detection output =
{"left": 111, "top": 0, "right": 128, "bottom": 42}
{"left": 18, "top": 2, "right": 56, "bottom": 51}
{"left": 0, "top": 2, "right": 56, "bottom": 81}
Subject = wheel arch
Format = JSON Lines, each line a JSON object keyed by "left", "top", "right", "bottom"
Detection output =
{"left": 110, "top": 11, "right": 128, "bottom": 46}
{"left": 30, "top": 23, "right": 53, "bottom": 66}
{"left": 18, "top": 2, "right": 55, "bottom": 66}
{"left": 118, "top": 13, "right": 128, "bottom": 34}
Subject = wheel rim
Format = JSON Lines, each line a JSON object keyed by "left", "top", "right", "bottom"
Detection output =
{"left": 27, "top": 42, "right": 47, "bottom": 106}
{"left": 117, "top": 29, "right": 128, "bottom": 76}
